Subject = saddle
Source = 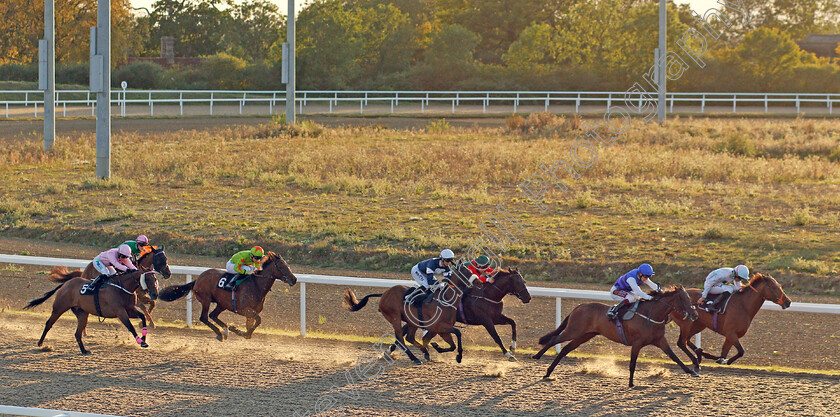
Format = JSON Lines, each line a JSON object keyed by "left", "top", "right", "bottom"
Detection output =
{"left": 403, "top": 287, "right": 434, "bottom": 306}
{"left": 702, "top": 292, "right": 734, "bottom": 314}
{"left": 614, "top": 301, "right": 641, "bottom": 322}
{"left": 218, "top": 273, "right": 247, "bottom": 291}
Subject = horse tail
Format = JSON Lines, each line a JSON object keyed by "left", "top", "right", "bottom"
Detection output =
{"left": 158, "top": 281, "right": 196, "bottom": 302}
{"left": 538, "top": 315, "right": 570, "bottom": 346}
{"left": 24, "top": 283, "right": 64, "bottom": 310}
{"left": 343, "top": 288, "right": 382, "bottom": 312}
{"left": 48, "top": 266, "right": 82, "bottom": 283}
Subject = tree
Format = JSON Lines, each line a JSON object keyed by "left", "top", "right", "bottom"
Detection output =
{"left": 225, "top": 1, "right": 285, "bottom": 61}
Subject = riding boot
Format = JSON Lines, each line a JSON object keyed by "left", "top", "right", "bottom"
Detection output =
{"left": 606, "top": 301, "right": 626, "bottom": 320}
{"left": 706, "top": 299, "right": 720, "bottom": 313}
{"left": 90, "top": 274, "right": 106, "bottom": 291}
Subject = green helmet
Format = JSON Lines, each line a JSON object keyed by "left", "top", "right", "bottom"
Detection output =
{"left": 250, "top": 246, "right": 265, "bottom": 258}
{"left": 475, "top": 255, "right": 490, "bottom": 267}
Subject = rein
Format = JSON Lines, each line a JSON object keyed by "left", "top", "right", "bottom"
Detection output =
{"left": 638, "top": 294, "right": 683, "bottom": 324}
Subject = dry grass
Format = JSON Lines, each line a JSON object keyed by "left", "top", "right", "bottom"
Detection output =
{"left": 1, "top": 117, "right": 839, "bottom": 294}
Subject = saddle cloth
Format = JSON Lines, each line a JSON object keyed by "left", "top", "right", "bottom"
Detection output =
{"left": 615, "top": 301, "right": 641, "bottom": 321}
{"left": 217, "top": 273, "right": 245, "bottom": 291}
{"left": 80, "top": 276, "right": 111, "bottom": 295}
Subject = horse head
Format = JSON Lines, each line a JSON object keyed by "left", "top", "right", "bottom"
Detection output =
{"left": 656, "top": 285, "right": 697, "bottom": 321}
{"left": 748, "top": 273, "right": 791, "bottom": 309}
{"left": 494, "top": 267, "right": 531, "bottom": 304}
{"left": 263, "top": 251, "right": 297, "bottom": 286}
{"left": 151, "top": 246, "right": 172, "bottom": 279}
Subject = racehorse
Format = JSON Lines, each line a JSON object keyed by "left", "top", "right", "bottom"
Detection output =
{"left": 24, "top": 266, "right": 159, "bottom": 354}
{"left": 402, "top": 266, "right": 532, "bottom": 361}
{"left": 343, "top": 278, "right": 464, "bottom": 365}
{"left": 51, "top": 246, "right": 172, "bottom": 328}
{"left": 670, "top": 273, "right": 792, "bottom": 371}
{"left": 156, "top": 251, "right": 297, "bottom": 341}
{"left": 532, "top": 286, "right": 699, "bottom": 387}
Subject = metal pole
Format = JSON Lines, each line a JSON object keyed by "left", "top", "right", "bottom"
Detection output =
{"left": 44, "top": 0, "right": 55, "bottom": 151}
{"left": 657, "top": 0, "right": 666, "bottom": 124}
{"left": 300, "top": 282, "right": 306, "bottom": 337}
{"left": 186, "top": 275, "right": 193, "bottom": 327}
{"left": 694, "top": 332, "right": 701, "bottom": 349}
{"left": 555, "top": 297, "right": 562, "bottom": 353}
{"left": 285, "top": 0, "right": 296, "bottom": 124}
{"left": 95, "top": 0, "right": 111, "bottom": 179}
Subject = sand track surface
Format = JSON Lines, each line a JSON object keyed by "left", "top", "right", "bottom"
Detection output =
{"left": 2, "top": 312, "right": 838, "bottom": 417}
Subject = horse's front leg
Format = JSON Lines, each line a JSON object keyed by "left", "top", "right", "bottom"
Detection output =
{"left": 243, "top": 314, "right": 262, "bottom": 339}
{"left": 656, "top": 337, "right": 698, "bottom": 377}
{"left": 135, "top": 290, "right": 156, "bottom": 329}
{"left": 209, "top": 304, "right": 230, "bottom": 339}
{"left": 118, "top": 308, "right": 147, "bottom": 348}
{"left": 481, "top": 318, "right": 515, "bottom": 361}
{"left": 127, "top": 307, "right": 149, "bottom": 345}
{"left": 496, "top": 314, "right": 517, "bottom": 353}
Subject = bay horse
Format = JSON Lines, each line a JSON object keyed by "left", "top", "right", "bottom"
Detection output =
{"left": 402, "top": 267, "right": 532, "bottom": 361}
{"left": 532, "top": 286, "right": 699, "bottom": 387}
{"left": 52, "top": 246, "right": 172, "bottom": 328}
{"left": 157, "top": 251, "right": 297, "bottom": 341}
{"left": 24, "top": 266, "right": 159, "bottom": 354}
{"left": 670, "top": 273, "right": 792, "bottom": 371}
{"left": 343, "top": 278, "right": 464, "bottom": 365}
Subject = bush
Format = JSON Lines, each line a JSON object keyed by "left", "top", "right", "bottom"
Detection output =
{"left": 201, "top": 53, "right": 247, "bottom": 89}
{"left": 113, "top": 61, "right": 164, "bottom": 89}
{"left": 56, "top": 63, "right": 89, "bottom": 85}
{"left": 242, "top": 60, "right": 282, "bottom": 90}
{"left": 574, "top": 191, "right": 594, "bottom": 208}
{"left": 715, "top": 132, "right": 758, "bottom": 157}
{"left": 0, "top": 63, "right": 37, "bottom": 81}
{"left": 161, "top": 66, "right": 212, "bottom": 90}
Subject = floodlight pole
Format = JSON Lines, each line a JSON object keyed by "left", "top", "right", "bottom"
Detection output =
{"left": 285, "top": 0, "right": 296, "bottom": 124}
{"left": 94, "top": 0, "right": 111, "bottom": 178}
{"left": 43, "top": 0, "right": 55, "bottom": 151}
{"left": 657, "top": 0, "right": 666, "bottom": 124}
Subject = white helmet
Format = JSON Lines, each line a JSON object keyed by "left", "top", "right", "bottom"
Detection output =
{"left": 118, "top": 244, "right": 132, "bottom": 258}
{"left": 734, "top": 265, "right": 749, "bottom": 280}
{"left": 440, "top": 249, "right": 455, "bottom": 261}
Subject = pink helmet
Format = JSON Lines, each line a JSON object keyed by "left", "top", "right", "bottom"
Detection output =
{"left": 136, "top": 235, "right": 149, "bottom": 244}
{"left": 118, "top": 244, "right": 132, "bottom": 257}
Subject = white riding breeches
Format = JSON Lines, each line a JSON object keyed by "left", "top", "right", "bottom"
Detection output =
{"left": 411, "top": 265, "right": 433, "bottom": 289}
{"left": 610, "top": 286, "right": 642, "bottom": 303}
{"left": 708, "top": 284, "right": 738, "bottom": 295}
{"left": 226, "top": 261, "right": 255, "bottom": 275}
{"left": 93, "top": 256, "right": 116, "bottom": 276}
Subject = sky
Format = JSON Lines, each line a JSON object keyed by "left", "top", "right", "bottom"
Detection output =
{"left": 128, "top": 0, "right": 727, "bottom": 18}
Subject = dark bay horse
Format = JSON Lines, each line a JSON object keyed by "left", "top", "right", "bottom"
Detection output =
{"left": 24, "top": 267, "right": 159, "bottom": 354}
{"left": 157, "top": 251, "right": 297, "bottom": 341}
{"left": 53, "top": 247, "right": 172, "bottom": 328}
{"left": 532, "top": 286, "right": 699, "bottom": 387}
{"left": 343, "top": 278, "right": 464, "bottom": 365}
{"left": 403, "top": 267, "right": 532, "bottom": 361}
{"left": 670, "top": 273, "right": 792, "bottom": 371}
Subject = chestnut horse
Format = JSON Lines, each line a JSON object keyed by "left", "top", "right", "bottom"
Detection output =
{"left": 53, "top": 246, "right": 172, "bottom": 328}
{"left": 402, "top": 267, "right": 532, "bottom": 361}
{"left": 532, "top": 286, "right": 699, "bottom": 387}
{"left": 157, "top": 251, "right": 297, "bottom": 341}
{"left": 24, "top": 266, "right": 159, "bottom": 354}
{"left": 670, "top": 273, "right": 792, "bottom": 371}
{"left": 343, "top": 278, "right": 464, "bottom": 365}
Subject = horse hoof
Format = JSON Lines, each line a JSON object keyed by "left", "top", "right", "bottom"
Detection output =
{"left": 413, "top": 359, "right": 423, "bottom": 365}
{"left": 715, "top": 358, "right": 726, "bottom": 365}
{"left": 688, "top": 370, "right": 699, "bottom": 377}
{"left": 456, "top": 355, "right": 462, "bottom": 364}
{"left": 216, "top": 334, "right": 224, "bottom": 342}
{"left": 81, "top": 350, "right": 91, "bottom": 355}
{"left": 424, "top": 353, "right": 430, "bottom": 362}
{"left": 531, "top": 354, "right": 541, "bottom": 360}
{"left": 542, "top": 375, "right": 555, "bottom": 381}
{"left": 505, "top": 352, "right": 517, "bottom": 361}
{"left": 140, "top": 342, "right": 149, "bottom": 348}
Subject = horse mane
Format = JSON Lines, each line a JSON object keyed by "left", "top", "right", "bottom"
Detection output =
{"left": 748, "top": 272, "right": 771, "bottom": 286}
{"left": 657, "top": 285, "right": 683, "bottom": 296}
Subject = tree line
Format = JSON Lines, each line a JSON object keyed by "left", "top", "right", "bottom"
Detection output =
{"left": 1, "top": 0, "right": 839, "bottom": 92}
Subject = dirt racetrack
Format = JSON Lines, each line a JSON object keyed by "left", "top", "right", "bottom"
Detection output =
{"left": 1, "top": 312, "right": 839, "bottom": 417}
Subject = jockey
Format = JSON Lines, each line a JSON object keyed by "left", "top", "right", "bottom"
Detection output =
{"left": 226, "top": 246, "right": 266, "bottom": 287}
{"left": 606, "top": 263, "right": 661, "bottom": 320}
{"left": 410, "top": 249, "right": 455, "bottom": 332}
{"left": 90, "top": 244, "right": 136, "bottom": 290}
{"left": 121, "top": 235, "right": 152, "bottom": 262}
{"left": 467, "top": 255, "right": 497, "bottom": 285}
{"left": 698, "top": 265, "right": 750, "bottom": 312}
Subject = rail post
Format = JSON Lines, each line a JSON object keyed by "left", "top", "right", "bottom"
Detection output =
{"left": 300, "top": 282, "right": 307, "bottom": 337}
{"left": 694, "top": 332, "right": 701, "bottom": 349}
{"left": 186, "top": 274, "right": 193, "bottom": 327}
{"left": 555, "top": 297, "right": 562, "bottom": 353}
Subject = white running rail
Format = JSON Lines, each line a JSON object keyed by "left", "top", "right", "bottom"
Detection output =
{"left": 0, "top": 405, "right": 123, "bottom": 417}
{"left": 0, "top": 90, "right": 837, "bottom": 117}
